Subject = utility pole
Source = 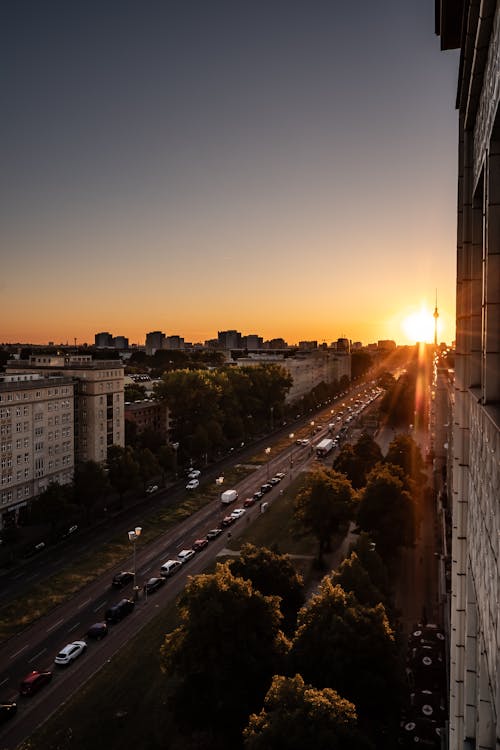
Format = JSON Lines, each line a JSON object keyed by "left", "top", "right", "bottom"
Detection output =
{"left": 433, "top": 289, "right": 439, "bottom": 349}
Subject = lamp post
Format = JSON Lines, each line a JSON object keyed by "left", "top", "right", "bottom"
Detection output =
{"left": 128, "top": 526, "right": 142, "bottom": 599}
{"left": 265, "top": 447, "right": 271, "bottom": 479}
{"left": 172, "top": 442, "right": 179, "bottom": 478}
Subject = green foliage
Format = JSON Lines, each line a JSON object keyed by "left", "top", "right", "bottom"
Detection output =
{"left": 106, "top": 445, "right": 140, "bottom": 500}
{"left": 385, "top": 433, "right": 424, "bottom": 482}
{"left": 356, "top": 464, "right": 416, "bottom": 557}
{"left": 124, "top": 383, "right": 147, "bottom": 402}
{"left": 333, "top": 432, "right": 383, "bottom": 489}
{"left": 291, "top": 579, "right": 402, "bottom": 729}
{"left": 293, "top": 468, "right": 355, "bottom": 565}
{"left": 135, "top": 447, "right": 160, "bottom": 491}
{"left": 28, "top": 482, "right": 77, "bottom": 531}
{"left": 160, "top": 563, "right": 289, "bottom": 741}
{"left": 73, "top": 460, "right": 110, "bottom": 520}
{"left": 351, "top": 351, "right": 373, "bottom": 380}
{"left": 348, "top": 533, "right": 391, "bottom": 603}
{"left": 230, "top": 544, "right": 305, "bottom": 635}
{"left": 244, "top": 674, "right": 374, "bottom": 750}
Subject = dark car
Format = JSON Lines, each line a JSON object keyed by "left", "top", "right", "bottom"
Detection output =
{"left": 87, "top": 622, "right": 108, "bottom": 640}
{"left": 243, "top": 497, "right": 255, "bottom": 507}
{"left": 19, "top": 670, "right": 53, "bottom": 697}
{"left": 260, "top": 483, "right": 273, "bottom": 493}
{"left": 192, "top": 538, "right": 208, "bottom": 552}
{"left": 144, "top": 577, "right": 165, "bottom": 594}
{"left": 105, "top": 598, "right": 135, "bottom": 623}
{"left": 253, "top": 490, "right": 264, "bottom": 501}
{"left": 0, "top": 702, "right": 17, "bottom": 724}
{"left": 112, "top": 571, "right": 134, "bottom": 589}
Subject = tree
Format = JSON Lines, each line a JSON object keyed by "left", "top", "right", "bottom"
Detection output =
{"left": 230, "top": 544, "right": 305, "bottom": 635}
{"left": 73, "top": 460, "right": 110, "bottom": 521}
{"left": 106, "top": 445, "right": 140, "bottom": 505}
{"left": 135, "top": 447, "right": 160, "bottom": 492}
{"left": 160, "top": 563, "right": 289, "bottom": 743}
{"left": 331, "top": 552, "right": 387, "bottom": 609}
{"left": 28, "top": 482, "right": 77, "bottom": 532}
{"left": 244, "top": 674, "right": 373, "bottom": 750}
{"left": 290, "top": 579, "right": 402, "bottom": 733}
{"left": 385, "top": 433, "right": 424, "bottom": 482}
{"left": 356, "top": 464, "right": 415, "bottom": 558}
{"left": 157, "top": 444, "right": 176, "bottom": 481}
{"left": 333, "top": 433, "right": 383, "bottom": 491}
{"left": 293, "top": 468, "right": 355, "bottom": 566}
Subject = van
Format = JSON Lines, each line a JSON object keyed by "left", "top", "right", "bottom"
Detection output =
{"left": 261, "top": 502, "right": 269, "bottom": 513}
{"left": 160, "top": 559, "right": 182, "bottom": 577}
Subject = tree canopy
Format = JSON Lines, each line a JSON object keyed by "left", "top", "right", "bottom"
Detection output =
{"left": 290, "top": 579, "right": 402, "bottom": 730}
{"left": 293, "top": 468, "right": 355, "bottom": 566}
{"left": 333, "top": 432, "right": 383, "bottom": 489}
{"left": 243, "top": 674, "right": 374, "bottom": 750}
{"left": 160, "top": 563, "right": 289, "bottom": 740}
{"left": 230, "top": 544, "right": 305, "bottom": 635}
{"left": 356, "top": 463, "right": 416, "bottom": 558}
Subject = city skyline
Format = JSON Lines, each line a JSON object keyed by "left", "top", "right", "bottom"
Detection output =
{"left": 2, "top": 1, "right": 459, "bottom": 345}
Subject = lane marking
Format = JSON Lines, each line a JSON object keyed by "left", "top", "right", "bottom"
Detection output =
{"left": 46, "top": 618, "right": 64, "bottom": 633}
{"left": 26, "top": 573, "right": 40, "bottom": 583}
{"left": 77, "top": 598, "right": 91, "bottom": 610}
{"left": 10, "top": 645, "right": 28, "bottom": 660}
{"left": 67, "top": 622, "right": 80, "bottom": 633}
{"left": 28, "top": 648, "right": 47, "bottom": 664}
{"left": 140, "top": 565, "right": 152, "bottom": 575}
{"left": 0, "top": 677, "right": 9, "bottom": 687}
{"left": 93, "top": 601, "right": 106, "bottom": 613}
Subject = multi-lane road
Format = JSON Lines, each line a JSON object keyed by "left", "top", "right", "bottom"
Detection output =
{"left": 0, "top": 384, "right": 378, "bottom": 749}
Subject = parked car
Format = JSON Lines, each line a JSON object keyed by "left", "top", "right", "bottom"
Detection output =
{"left": 144, "top": 577, "right": 165, "bottom": 594}
{"left": 105, "top": 598, "right": 135, "bottom": 623}
{"left": 54, "top": 640, "right": 87, "bottom": 666}
{"left": 186, "top": 479, "right": 199, "bottom": 490}
{"left": 160, "top": 559, "right": 182, "bottom": 577}
{"left": 230, "top": 508, "right": 246, "bottom": 519}
{"left": 220, "top": 515, "right": 235, "bottom": 528}
{"left": 0, "top": 702, "right": 17, "bottom": 724}
{"left": 19, "top": 670, "right": 53, "bottom": 696}
{"left": 206, "top": 528, "right": 222, "bottom": 540}
{"left": 177, "top": 549, "right": 196, "bottom": 564}
{"left": 269, "top": 477, "right": 281, "bottom": 485}
{"left": 112, "top": 571, "right": 134, "bottom": 589}
{"left": 146, "top": 485, "right": 159, "bottom": 494}
{"left": 243, "top": 497, "right": 255, "bottom": 507}
{"left": 188, "top": 469, "right": 201, "bottom": 479}
{"left": 192, "top": 538, "right": 209, "bottom": 552}
{"left": 274, "top": 472, "right": 286, "bottom": 479}
{"left": 87, "top": 622, "right": 108, "bottom": 640}
{"left": 253, "top": 490, "right": 264, "bottom": 501}
{"left": 260, "top": 483, "right": 273, "bottom": 493}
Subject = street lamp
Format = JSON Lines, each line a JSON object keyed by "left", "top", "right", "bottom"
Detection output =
{"left": 265, "top": 447, "right": 271, "bottom": 479}
{"left": 172, "top": 442, "right": 179, "bottom": 478}
{"left": 128, "top": 526, "right": 142, "bottom": 598}
{"left": 289, "top": 433, "right": 295, "bottom": 473}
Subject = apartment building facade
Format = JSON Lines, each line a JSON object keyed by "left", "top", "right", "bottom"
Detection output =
{"left": 437, "top": 2, "right": 500, "bottom": 747}
{"left": 0, "top": 373, "right": 75, "bottom": 527}
{"left": 7, "top": 355, "right": 125, "bottom": 465}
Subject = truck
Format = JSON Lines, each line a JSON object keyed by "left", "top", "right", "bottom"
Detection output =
{"left": 220, "top": 489, "right": 238, "bottom": 505}
{"left": 316, "top": 438, "right": 335, "bottom": 458}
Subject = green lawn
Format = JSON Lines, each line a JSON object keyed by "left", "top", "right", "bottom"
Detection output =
{"left": 21, "top": 474, "right": 320, "bottom": 750}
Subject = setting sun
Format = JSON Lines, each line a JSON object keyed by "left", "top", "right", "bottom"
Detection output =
{"left": 402, "top": 307, "right": 436, "bottom": 343}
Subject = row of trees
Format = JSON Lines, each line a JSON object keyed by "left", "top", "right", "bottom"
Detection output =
{"left": 160, "top": 540, "right": 402, "bottom": 749}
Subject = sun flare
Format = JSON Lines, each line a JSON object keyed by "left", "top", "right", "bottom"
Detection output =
{"left": 402, "top": 308, "right": 435, "bottom": 343}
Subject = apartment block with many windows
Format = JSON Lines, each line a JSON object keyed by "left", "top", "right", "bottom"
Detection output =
{"left": 0, "top": 373, "right": 75, "bottom": 527}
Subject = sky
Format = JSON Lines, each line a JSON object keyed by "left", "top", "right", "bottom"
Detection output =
{"left": 1, "top": 1, "right": 460, "bottom": 346}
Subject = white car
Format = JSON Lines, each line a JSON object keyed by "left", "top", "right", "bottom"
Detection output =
{"left": 146, "top": 485, "right": 159, "bottom": 494}
{"left": 188, "top": 469, "right": 201, "bottom": 479}
{"left": 177, "top": 549, "right": 196, "bottom": 564}
{"left": 186, "top": 479, "right": 199, "bottom": 490}
{"left": 54, "top": 640, "right": 87, "bottom": 666}
{"left": 230, "top": 508, "right": 246, "bottom": 519}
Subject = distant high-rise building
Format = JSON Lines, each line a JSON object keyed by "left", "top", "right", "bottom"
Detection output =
{"left": 112, "top": 336, "right": 129, "bottom": 350}
{"left": 245, "top": 334, "right": 263, "bottom": 350}
{"left": 95, "top": 332, "right": 113, "bottom": 348}
{"left": 164, "top": 335, "right": 184, "bottom": 350}
{"left": 265, "top": 338, "right": 288, "bottom": 349}
{"left": 298, "top": 341, "right": 318, "bottom": 350}
{"left": 145, "top": 331, "right": 165, "bottom": 356}
{"left": 217, "top": 330, "right": 242, "bottom": 349}
{"left": 377, "top": 340, "right": 396, "bottom": 351}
